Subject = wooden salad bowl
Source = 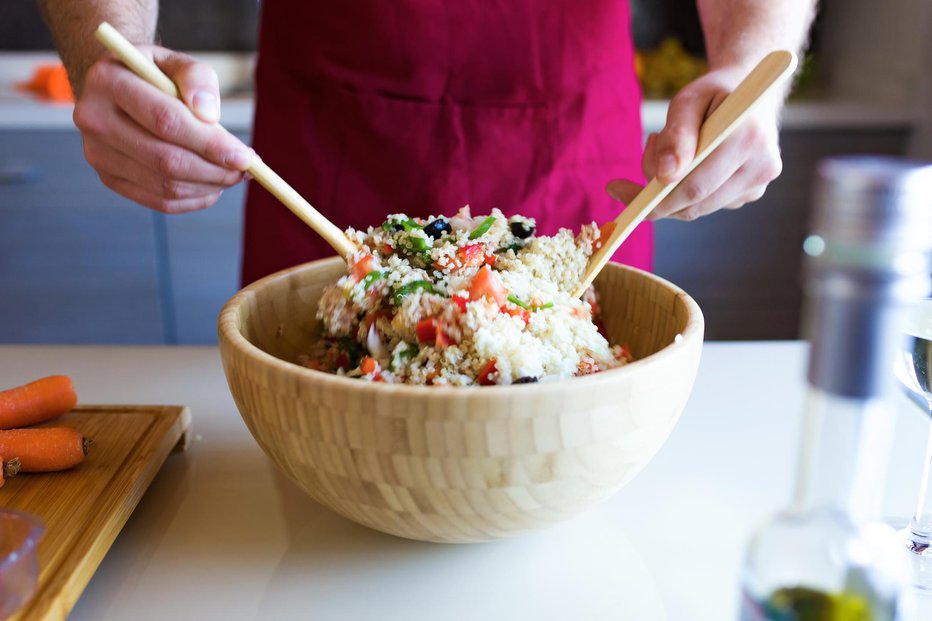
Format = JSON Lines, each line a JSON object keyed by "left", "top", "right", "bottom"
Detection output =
{"left": 218, "top": 257, "right": 704, "bottom": 543}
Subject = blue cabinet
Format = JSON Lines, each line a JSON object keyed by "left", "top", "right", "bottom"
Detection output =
{"left": 0, "top": 130, "right": 165, "bottom": 343}
{"left": 0, "top": 129, "right": 249, "bottom": 344}
{"left": 160, "top": 181, "right": 245, "bottom": 344}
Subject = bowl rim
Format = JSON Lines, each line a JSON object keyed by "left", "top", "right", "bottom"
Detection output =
{"left": 0, "top": 509, "right": 45, "bottom": 572}
{"left": 218, "top": 257, "right": 704, "bottom": 397}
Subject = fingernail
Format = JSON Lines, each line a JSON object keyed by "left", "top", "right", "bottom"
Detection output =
{"left": 193, "top": 91, "right": 220, "bottom": 123}
{"left": 658, "top": 153, "right": 678, "bottom": 179}
{"left": 224, "top": 150, "right": 253, "bottom": 171}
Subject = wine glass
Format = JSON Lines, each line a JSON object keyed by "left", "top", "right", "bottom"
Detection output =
{"left": 896, "top": 298, "right": 932, "bottom": 586}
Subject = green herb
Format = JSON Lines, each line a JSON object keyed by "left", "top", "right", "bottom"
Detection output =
{"left": 393, "top": 280, "right": 436, "bottom": 306}
{"left": 337, "top": 336, "right": 362, "bottom": 368}
{"left": 362, "top": 270, "right": 383, "bottom": 290}
{"left": 389, "top": 342, "right": 418, "bottom": 371}
{"left": 468, "top": 216, "right": 497, "bottom": 240}
{"left": 507, "top": 294, "right": 531, "bottom": 309}
{"left": 495, "top": 242, "right": 524, "bottom": 254}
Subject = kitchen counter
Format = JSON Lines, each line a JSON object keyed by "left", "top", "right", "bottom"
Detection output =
{"left": 0, "top": 342, "right": 927, "bottom": 620}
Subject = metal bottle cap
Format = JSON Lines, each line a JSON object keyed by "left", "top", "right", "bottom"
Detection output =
{"left": 804, "top": 156, "right": 932, "bottom": 398}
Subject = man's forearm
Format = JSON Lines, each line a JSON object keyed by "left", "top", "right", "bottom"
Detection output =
{"left": 697, "top": 0, "right": 817, "bottom": 73}
{"left": 36, "top": 0, "right": 158, "bottom": 94}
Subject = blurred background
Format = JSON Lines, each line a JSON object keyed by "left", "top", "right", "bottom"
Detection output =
{"left": 1, "top": 0, "right": 930, "bottom": 344}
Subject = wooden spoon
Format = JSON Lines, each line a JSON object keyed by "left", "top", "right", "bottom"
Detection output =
{"left": 94, "top": 22, "right": 357, "bottom": 259}
{"left": 572, "top": 50, "right": 798, "bottom": 298}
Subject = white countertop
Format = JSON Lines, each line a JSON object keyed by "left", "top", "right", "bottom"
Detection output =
{"left": 0, "top": 342, "right": 927, "bottom": 620}
{"left": 0, "top": 53, "right": 921, "bottom": 133}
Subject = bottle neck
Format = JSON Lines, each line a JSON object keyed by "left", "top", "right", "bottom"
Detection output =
{"left": 791, "top": 388, "right": 896, "bottom": 521}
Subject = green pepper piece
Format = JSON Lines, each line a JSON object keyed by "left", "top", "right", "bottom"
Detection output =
{"left": 393, "top": 280, "right": 436, "bottom": 306}
{"left": 362, "top": 270, "right": 383, "bottom": 290}
{"left": 402, "top": 234, "right": 430, "bottom": 252}
{"left": 382, "top": 217, "right": 423, "bottom": 232}
{"left": 507, "top": 294, "right": 531, "bottom": 310}
{"left": 468, "top": 216, "right": 497, "bottom": 240}
{"left": 507, "top": 295, "right": 553, "bottom": 311}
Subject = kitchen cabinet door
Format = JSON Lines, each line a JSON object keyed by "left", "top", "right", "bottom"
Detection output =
{"left": 160, "top": 170, "right": 246, "bottom": 344}
{"left": 0, "top": 130, "right": 166, "bottom": 344}
{"left": 653, "top": 128, "right": 909, "bottom": 340}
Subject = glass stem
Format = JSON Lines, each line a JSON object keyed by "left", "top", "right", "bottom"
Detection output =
{"left": 909, "top": 415, "right": 932, "bottom": 546}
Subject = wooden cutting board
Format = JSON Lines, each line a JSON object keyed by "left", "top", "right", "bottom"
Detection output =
{"left": 2, "top": 405, "right": 191, "bottom": 621}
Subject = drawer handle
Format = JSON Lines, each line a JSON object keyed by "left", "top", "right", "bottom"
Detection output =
{"left": 0, "top": 165, "right": 42, "bottom": 185}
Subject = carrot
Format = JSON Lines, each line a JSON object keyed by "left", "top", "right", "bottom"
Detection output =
{"left": 0, "top": 428, "right": 89, "bottom": 472}
{"left": 0, "top": 375, "right": 78, "bottom": 429}
{"left": 360, "top": 356, "right": 379, "bottom": 375}
{"left": 1, "top": 457, "right": 21, "bottom": 488}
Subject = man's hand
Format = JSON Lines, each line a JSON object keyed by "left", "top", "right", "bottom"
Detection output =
{"left": 73, "top": 46, "right": 253, "bottom": 214}
{"left": 607, "top": 66, "right": 783, "bottom": 221}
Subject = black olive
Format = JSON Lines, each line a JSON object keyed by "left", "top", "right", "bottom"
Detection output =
{"left": 513, "top": 376, "right": 539, "bottom": 384}
{"left": 423, "top": 219, "right": 452, "bottom": 239}
{"left": 509, "top": 220, "right": 535, "bottom": 239}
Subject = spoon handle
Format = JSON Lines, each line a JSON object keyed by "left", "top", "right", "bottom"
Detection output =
{"left": 94, "top": 22, "right": 357, "bottom": 259}
{"left": 573, "top": 50, "right": 798, "bottom": 298}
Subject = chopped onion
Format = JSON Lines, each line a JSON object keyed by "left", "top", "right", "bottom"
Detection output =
{"left": 367, "top": 322, "right": 387, "bottom": 360}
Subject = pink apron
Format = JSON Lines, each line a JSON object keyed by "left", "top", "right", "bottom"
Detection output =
{"left": 242, "top": 0, "right": 651, "bottom": 285}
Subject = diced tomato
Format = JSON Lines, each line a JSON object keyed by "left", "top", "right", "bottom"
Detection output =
{"left": 416, "top": 318, "right": 438, "bottom": 344}
{"left": 595, "top": 221, "right": 616, "bottom": 251}
{"left": 351, "top": 254, "right": 377, "bottom": 280}
{"left": 434, "top": 318, "right": 455, "bottom": 347}
{"left": 360, "top": 356, "right": 379, "bottom": 375}
{"left": 452, "top": 294, "right": 469, "bottom": 312}
{"left": 383, "top": 243, "right": 394, "bottom": 255}
{"left": 448, "top": 244, "right": 483, "bottom": 270}
{"left": 477, "top": 359, "right": 498, "bottom": 386}
{"left": 468, "top": 266, "right": 507, "bottom": 307}
{"left": 619, "top": 343, "right": 632, "bottom": 361}
{"left": 500, "top": 304, "right": 531, "bottom": 325}
{"left": 484, "top": 253, "right": 497, "bottom": 267}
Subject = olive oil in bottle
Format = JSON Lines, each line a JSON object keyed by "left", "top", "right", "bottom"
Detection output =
{"left": 739, "top": 157, "right": 932, "bottom": 621}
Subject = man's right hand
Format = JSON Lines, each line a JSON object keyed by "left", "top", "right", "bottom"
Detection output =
{"left": 73, "top": 46, "right": 253, "bottom": 214}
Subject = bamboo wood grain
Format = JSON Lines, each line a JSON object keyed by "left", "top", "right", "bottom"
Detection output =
{"left": 573, "top": 50, "right": 799, "bottom": 298}
{"left": 5, "top": 405, "right": 191, "bottom": 621}
{"left": 218, "top": 258, "right": 704, "bottom": 542}
{"left": 94, "top": 22, "right": 357, "bottom": 259}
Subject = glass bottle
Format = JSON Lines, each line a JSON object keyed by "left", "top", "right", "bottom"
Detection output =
{"left": 739, "top": 156, "right": 932, "bottom": 621}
